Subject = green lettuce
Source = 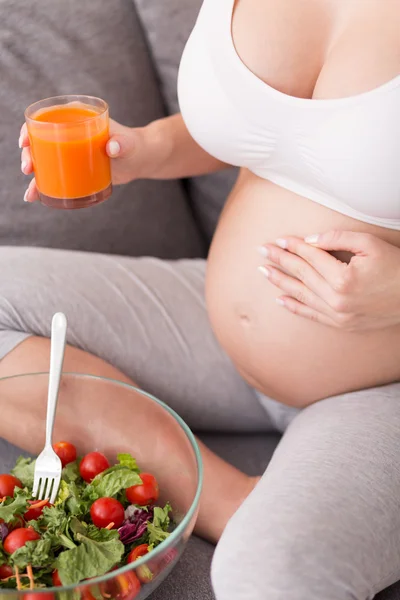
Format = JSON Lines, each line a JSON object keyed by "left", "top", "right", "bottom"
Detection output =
{"left": 61, "top": 461, "right": 81, "bottom": 484}
{"left": 116, "top": 453, "right": 139, "bottom": 472}
{"left": 147, "top": 503, "right": 171, "bottom": 546}
{"left": 0, "top": 491, "right": 28, "bottom": 523}
{"left": 55, "top": 531, "right": 124, "bottom": 585}
{"left": 0, "top": 542, "right": 7, "bottom": 564}
{"left": 85, "top": 469, "right": 142, "bottom": 501}
{"left": 10, "top": 538, "right": 53, "bottom": 569}
{"left": 55, "top": 480, "right": 70, "bottom": 505}
{"left": 11, "top": 456, "right": 35, "bottom": 488}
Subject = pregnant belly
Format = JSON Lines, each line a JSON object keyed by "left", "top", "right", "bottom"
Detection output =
{"left": 206, "top": 170, "right": 400, "bottom": 407}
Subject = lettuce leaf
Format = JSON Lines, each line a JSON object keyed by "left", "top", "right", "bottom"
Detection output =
{"left": 55, "top": 532, "right": 124, "bottom": 585}
{"left": 65, "top": 481, "right": 90, "bottom": 517}
{"left": 40, "top": 505, "right": 68, "bottom": 535}
{"left": 0, "top": 541, "right": 7, "bottom": 563}
{"left": 116, "top": 453, "right": 139, "bottom": 472}
{"left": 0, "top": 491, "right": 28, "bottom": 523}
{"left": 61, "top": 461, "right": 81, "bottom": 484}
{"left": 10, "top": 538, "right": 53, "bottom": 569}
{"left": 11, "top": 457, "right": 35, "bottom": 488}
{"left": 147, "top": 503, "right": 171, "bottom": 546}
{"left": 84, "top": 469, "right": 142, "bottom": 501}
{"left": 55, "top": 480, "right": 70, "bottom": 506}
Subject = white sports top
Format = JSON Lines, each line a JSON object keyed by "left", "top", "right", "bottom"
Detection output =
{"left": 177, "top": 0, "right": 400, "bottom": 230}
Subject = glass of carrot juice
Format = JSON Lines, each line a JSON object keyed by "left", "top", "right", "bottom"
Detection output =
{"left": 25, "top": 95, "right": 112, "bottom": 209}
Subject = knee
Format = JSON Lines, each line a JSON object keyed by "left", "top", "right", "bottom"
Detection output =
{"left": 211, "top": 512, "right": 364, "bottom": 600}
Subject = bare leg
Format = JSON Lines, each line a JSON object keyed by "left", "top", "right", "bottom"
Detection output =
{"left": 0, "top": 337, "right": 257, "bottom": 543}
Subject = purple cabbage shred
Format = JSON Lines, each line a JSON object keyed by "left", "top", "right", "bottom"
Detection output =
{"left": 118, "top": 506, "right": 154, "bottom": 545}
{"left": 0, "top": 522, "right": 9, "bottom": 542}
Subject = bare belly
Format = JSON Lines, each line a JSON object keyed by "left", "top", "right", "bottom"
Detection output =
{"left": 206, "top": 170, "right": 400, "bottom": 407}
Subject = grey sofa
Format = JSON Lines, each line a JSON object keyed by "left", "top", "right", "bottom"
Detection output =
{"left": 0, "top": 1, "right": 397, "bottom": 598}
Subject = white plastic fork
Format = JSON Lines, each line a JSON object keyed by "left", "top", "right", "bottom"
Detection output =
{"left": 32, "top": 312, "right": 67, "bottom": 504}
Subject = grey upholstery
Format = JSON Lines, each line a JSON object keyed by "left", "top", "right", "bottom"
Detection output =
{"left": 0, "top": 0, "right": 398, "bottom": 597}
{"left": 0, "top": 0, "right": 203, "bottom": 257}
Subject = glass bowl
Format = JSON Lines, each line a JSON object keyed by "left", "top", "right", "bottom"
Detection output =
{"left": 0, "top": 373, "right": 203, "bottom": 600}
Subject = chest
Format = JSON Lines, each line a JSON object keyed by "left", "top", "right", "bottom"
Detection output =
{"left": 177, "top": 0, "right": 400, "bottom": 225}
{"left": 232, "top": 0, "right": 400, "bottom": 100}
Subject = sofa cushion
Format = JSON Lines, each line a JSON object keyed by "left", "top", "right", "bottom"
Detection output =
{"left": 133, "top": 0, "right": 238, "bottom": 243}
{"left": 0, "top": 0, "right": 204, "bottom": 258}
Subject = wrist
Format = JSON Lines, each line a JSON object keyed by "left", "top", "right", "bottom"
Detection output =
{"left": 138, "top": 118, "right": 173, "bottom": 180}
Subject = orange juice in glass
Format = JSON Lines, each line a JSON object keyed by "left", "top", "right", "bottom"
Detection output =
{"left": 25, "top": 95, "right": 112, "bottom": 209}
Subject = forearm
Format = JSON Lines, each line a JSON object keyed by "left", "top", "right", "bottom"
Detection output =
{"left": 142, "top": 113, "right": 230, "bottom": 180}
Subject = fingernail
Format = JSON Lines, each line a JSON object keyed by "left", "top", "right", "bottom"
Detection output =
{"left": 258, "top": 266, "right": 270, "bottom": 278}
{"left": 276, "top": 238, "right": 288, "bottom": 249}
{"left": 108, "top": 141, "right": 120, "bottom": 157}
{"left": 21, "top": 161, "right": 28, "bottom": 174}
{"left": 18, "top": 136, "right": 23, "bottom": 149}
{"left": 23, "top": 189, "right": 29, "bottom": 202}
{"left": 257, "top": 246, "right": 269, "bottom": 258}
{"left": 304, "top": 234, "right": 319, "bottom": 244}
{"left": 276, "top": 298, "right": 285, "bottom": 306}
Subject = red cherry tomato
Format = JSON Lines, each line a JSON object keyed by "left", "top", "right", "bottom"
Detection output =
{"left": 0, "top": 563, "right": 13, "bottom": 579}
{"left": 53, "top": 441, "right": 77, "bottom": 467}
{"left": 90, "top": 498, "right": 125, "bottom": 529}
{"left": 127, "top": 544, "right": 153, "bottom": 584}
{"left": 3, "top": 528, "right": 41, "bottom": 554}
{"left": 0, "top": 474, "right": 22, "bottom": 498}
{"left": 79, "top": 452, "right": 110, "bottom": 483}
{"left": 101, "top": 573, "right": 141, "bottom": 600}
{"left": 126, "top": 474, "right": 159, "bottom": 506}
{"left": 24, "top": 500, "right": 52, "bottom": 522}
{"left": 127, "top": 544, "right": 149, "bottom": 563}
{"left": 51, "top": 570, "right": 62, "bottom": 587}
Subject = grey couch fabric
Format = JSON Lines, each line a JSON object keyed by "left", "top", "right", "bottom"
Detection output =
{"left": 0, "top": 0, "right": 203, "bottom": 258}
{"left": 0, "top": 0, "right": 399, "bottom": 598}
{"left": 133, "top": 0, "right": 239, "bottom": 243}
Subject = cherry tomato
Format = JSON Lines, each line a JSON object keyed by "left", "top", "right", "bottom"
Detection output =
{"left": 126, "top": 473, "right": 159, "bottom": 506}
{"left": 127, "top": 544, "right": 149, "bottom": 563}
{"left": 127, "top": 544, "right": 153, "bottom": 584}
{"left": 0, "top": 563, "right": 13, "bottom": 579}
{"left": 101, "top": 573, "right": 141, "bottom": 600}
{"left": 90, "top": 498, "right": 125, "bottom": 529}
{"left": 52, "top": 570, "right": 62, "bottom": 586}
{"left": 53, "top": 441, "right": 77, "bottom": 467}
{"left": 3, "top": 528, "right": 41, "bottom": 554}
{"left": 0, "top": 474, "right": 22, "bottom": 498}
{"left": 79, "top": 452, "right": 110, "bottom": 483}
{"left": 24, "top": 500, "right": 52, "bottom": 522}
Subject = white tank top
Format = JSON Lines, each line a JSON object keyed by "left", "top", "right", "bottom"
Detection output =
{"left": 177, "top": 0, "right": 400, "bottom": 230}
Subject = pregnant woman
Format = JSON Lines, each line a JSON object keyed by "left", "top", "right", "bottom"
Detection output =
{"left": 2, "top": 0, "right": 400, "bottom": 597}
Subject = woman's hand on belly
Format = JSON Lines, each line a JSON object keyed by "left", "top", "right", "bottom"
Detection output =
{"left": 258, "top": 230, "right": 400, "bottom": 332}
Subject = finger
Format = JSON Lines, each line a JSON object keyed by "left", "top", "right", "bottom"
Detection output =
{"left": 106, "top": 123, "right": 138, "bottom": 159}
{"left": 258, "top": 265, "right": 336, "bottom": 319}
{"left": 24, "top": 178, "right": 39, "bottom": 203}
{"left": 304, "top": 230, "right": 375, "bottom": 256}
{"left": 21, "top": 147, "right": 33, "bottom": 175}
{"left": 19, "top": 123, "right": 30, "bottom": 149}
{"left": 260, "top": 244, "right": 334, "bottom": 302}
{"left": 264, "top": 237, "right": 348, "bottom": 291}
{"left": 276, "top": 296, "right": 339, "bottom": 328}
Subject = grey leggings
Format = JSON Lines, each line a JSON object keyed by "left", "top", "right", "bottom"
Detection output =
{"left": 1, "top": 246, "right": 400, "bottom": 600}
